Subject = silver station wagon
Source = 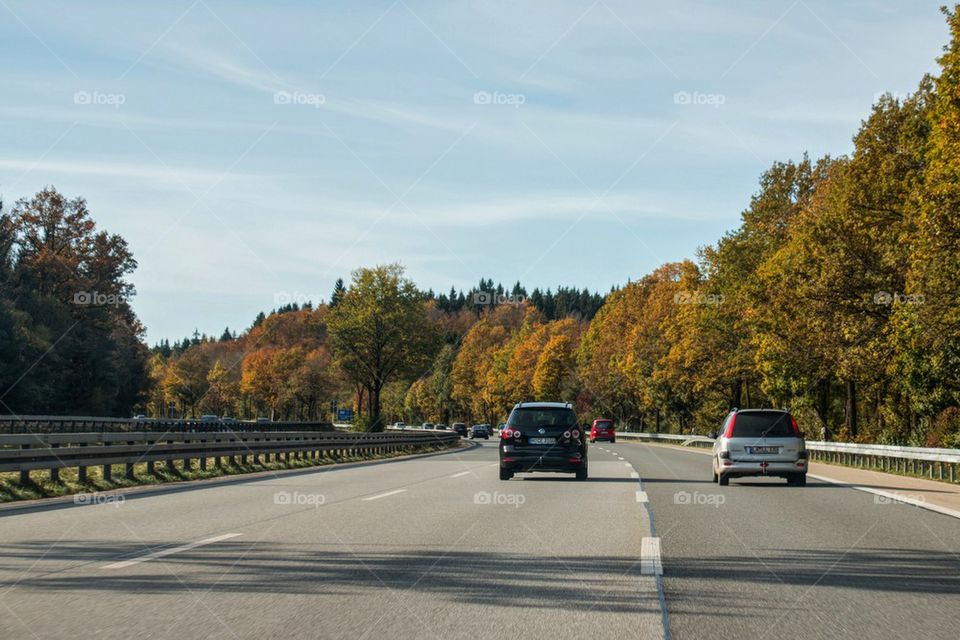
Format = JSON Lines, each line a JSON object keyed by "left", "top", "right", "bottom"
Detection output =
{"left": 710, "top": 409, "right": 808, "bottom": 486}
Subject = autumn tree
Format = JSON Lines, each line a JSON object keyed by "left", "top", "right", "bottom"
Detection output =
{"left": 328, "top": 264, "right": 437, "bottom": 431}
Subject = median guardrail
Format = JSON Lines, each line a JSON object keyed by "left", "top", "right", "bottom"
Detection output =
{"left": 0, "top": 429, "right": 461, "bottom": 485}
{"left": 0, "top": 415, "right": 334, "bottom": 434}
{"left": 616, "top": 431, "right": 960, "bottom": 482}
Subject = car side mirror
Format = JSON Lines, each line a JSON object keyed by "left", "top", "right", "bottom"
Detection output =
{"left": 707, "top": 431, "right": 718, "bottom": 439}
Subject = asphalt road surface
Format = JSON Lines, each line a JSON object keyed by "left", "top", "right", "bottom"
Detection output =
{"left": 0, "top": 440, "right": 958, "bottom": 640}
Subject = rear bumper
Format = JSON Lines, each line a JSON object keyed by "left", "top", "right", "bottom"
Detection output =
{"left": 720, "top": 460, "right": 806, "bottom": 478}
{"left": 500, "top": 449, "right": 585, "bottom": 472}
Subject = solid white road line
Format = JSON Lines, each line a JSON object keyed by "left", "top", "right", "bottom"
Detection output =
{"left": 807, "top": 473, "right": 960, "bottom": 520}
{"left": 449, "top": 471, "right": 472, "bottom": 478}
{"left": 636, "top": 490, "right": 649, "bottom": 503}
{"left": 640, "top": 537, "right": 663, "bottom": 575}
{"left": 362, "top": 489, "right": 408, "bottom": 501}
{"left": 104, "top": 533, "right": 243, "bottom": 569}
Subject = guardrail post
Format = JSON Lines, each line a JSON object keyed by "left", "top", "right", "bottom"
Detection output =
{"left": 19, "top": 444, "right": 30, "bottom": 484}
{"left": 78, "top": 441, "right": 87, "bottom": 483}
{"left": 102, "top": 461, "right": 112, "bottom": 482}
{"left": 50, "top": 443, "right": 60, "bottom": 483}
{"left": 182, "top": 437, "right": 191, "bottom": 473}
{"left": 126, "top": 440, "right": 136, "bottom": 480}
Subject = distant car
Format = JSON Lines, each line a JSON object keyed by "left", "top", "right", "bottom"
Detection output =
{"left": 132, "top": 414, "right": 147, "bottom": 421}
{"left": 435, "top": 424, "right": 448, "bottom": 430}
{"left": 393, "top": 422, "right": 407, "bottom": 430}
{"left": 422, "top": 422, "right": 434, "bottom": 430}
{"left": 470, "top": 424, "right": 489, "bottom": 440}
{"left": 200, "top": 414, "right": 220, "bottom": 423}
{"left": 589, "top": 419, "right": 616, "bottom": 443}
{"left": 452, "top": 423, "right": 468, "bottom": 437}
{"left": 221, "top": 416, "right": 238, "bottom": 426}
{"left": 256, "top": 417, "right": 271, "bottom": 424}
{"left": 500, "top": 402, "right": 587, "bottom": 481}
{"left": 710, "top": 408, "right": 807, "bottom": 486}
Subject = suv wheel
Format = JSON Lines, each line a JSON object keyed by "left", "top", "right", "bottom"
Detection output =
{"left": 499, "top": 468, "right": 513, "bottom": 481}
{"left": 718, "top": 473, "right": 729, "bottom": 486}
{"left": 712, "top": 468, "right": 718, "bottom": 483}
{"left": 788, "top": 473, "right": 806, "bottom": 487}
{"left": 575, "top": 467, "right": 588, "bottom": 481}
{"left": 610, "top": 437, "right": 616, "bottom": 443}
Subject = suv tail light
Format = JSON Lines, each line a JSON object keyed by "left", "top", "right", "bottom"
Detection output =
{"left": 502, "top": 427, "right": 521, "bottom": 440}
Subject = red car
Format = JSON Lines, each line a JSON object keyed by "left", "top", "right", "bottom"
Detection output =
{"left": 589, "top": 419, "right": 616, "bottom": 443}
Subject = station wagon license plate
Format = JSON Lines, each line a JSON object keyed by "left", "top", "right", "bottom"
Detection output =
{"left": 528, "top": 437, "right": 555, "bottom": 445}
{"left": 748, "top": 446, "right": 780, "bottom": 454}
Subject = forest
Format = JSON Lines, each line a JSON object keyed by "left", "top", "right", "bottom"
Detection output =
{"left": 2, "top": 9, "right": 960, "bottom": 446}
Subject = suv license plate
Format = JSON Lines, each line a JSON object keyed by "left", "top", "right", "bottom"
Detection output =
{"left": 749, "top": 446, "right": 779, "bottom": 454}
{"left": 529, "top": 437, "right": 555, "bottom": 445}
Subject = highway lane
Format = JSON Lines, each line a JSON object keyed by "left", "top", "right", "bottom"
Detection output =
{"left": 604, "top": 440, "right": 960, "bottom": 640}
{"left": 0, "top": 441, "right": 666, "bottom": 640}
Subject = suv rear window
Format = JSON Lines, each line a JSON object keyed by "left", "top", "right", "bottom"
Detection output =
{"left": 731, "top": 411, "right": 795, "bottom": 438}
{"left": 509, "top": 407, "right": 577, "bottom": 428}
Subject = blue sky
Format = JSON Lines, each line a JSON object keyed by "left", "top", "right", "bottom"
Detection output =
{"left": 0, "top": 0, "right": 948, "bottom": 343}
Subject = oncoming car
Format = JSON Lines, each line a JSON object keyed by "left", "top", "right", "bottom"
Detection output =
{"left": 469, "top": 424, "right": 489, "bottom": 439}
{"left": 499, "top": 402, "right": 587, "bottom": 481}
{"left": 710, "top": 408, "right": 808, "bottom": 486}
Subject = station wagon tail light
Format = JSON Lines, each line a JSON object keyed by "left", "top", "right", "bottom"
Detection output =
{"left": 571, "top": 429, "right": 580, "bottom": 438}
{"left": 723, "top": 413, "right": 737, "bottom": 438}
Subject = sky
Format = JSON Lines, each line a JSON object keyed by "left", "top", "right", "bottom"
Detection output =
{"left": 0, "top": 0, "right": 949, "bottom": 343}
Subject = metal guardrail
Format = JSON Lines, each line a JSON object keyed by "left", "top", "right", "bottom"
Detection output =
{"left": 0, "top": 415, "right": 334, "bottom": 434}
{"left": 0, "top": 430, "right": 461, "bottom": 485}
{"left": 615, "top": 432, "right": 960, "bottom": 482}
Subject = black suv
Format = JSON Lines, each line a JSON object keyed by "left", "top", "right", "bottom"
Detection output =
{"left": 499, "top": 402, "right": 587, "bottom": 481}
{"left": 452, "top": 423, "right": 468, "bottom": 437}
